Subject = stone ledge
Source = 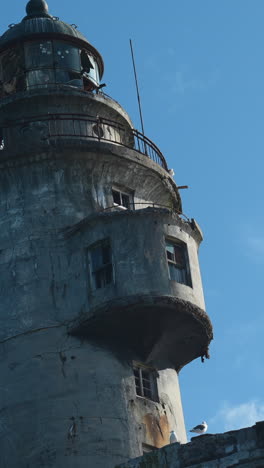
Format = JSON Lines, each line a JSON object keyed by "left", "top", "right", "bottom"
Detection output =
{"left": 116, "top": 422, "right": 264, "bottom": 467}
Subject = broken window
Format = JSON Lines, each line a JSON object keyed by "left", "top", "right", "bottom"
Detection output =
{"left": 166, "top": 239, "right": 192, "bottom": 286}
{"left": 81, "top": 50, "right": 94, "bottom": 73}
{"left": 0, "top": 41, "right": 99, "bottom": 94}
{"left": 89, "top": 240, "right": 113, "bottom": 289}
{"left": 86, "top": 54, "right": 99, "bottom": 84}
{"left": 0, "top": 47, "right": 26, "bottom": 96}
{"left": 133, "top": 364, "right": 159, "bottom": 402}
{"left": 112, "top": 188, "right": 133, "bottom": 210}
{"left": 81, "top": 50, "right": 100, "bottom": 89}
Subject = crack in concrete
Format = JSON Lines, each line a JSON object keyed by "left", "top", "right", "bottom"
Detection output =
{"left": 59, "top": 351, "right": 67, "bottom": 378}
{"left": 0, "top": 324, "right": 66, "bottom": 345}
{"left": 163, "top": 449, "right": 169, "bottom": 467}
{"left": 156, "top": 418, "right": 164, "bottom": 439}
{"left": 33, "top": 344, "right": 82, "bottom": 359}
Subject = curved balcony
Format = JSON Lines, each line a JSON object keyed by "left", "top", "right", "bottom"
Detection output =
{"left": 1, "top": 113, "right": 169, "bottom": 171}
{"left": 66, "top": 208, "right": 212, "bottom": 371}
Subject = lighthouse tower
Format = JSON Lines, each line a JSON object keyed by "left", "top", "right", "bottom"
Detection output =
{"left": 0, "top": 1, "right": 213, "bottom": 467}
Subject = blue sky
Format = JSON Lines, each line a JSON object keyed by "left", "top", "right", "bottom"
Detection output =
{"left": 2, "top": 0, "right": 264, "bottom": 438}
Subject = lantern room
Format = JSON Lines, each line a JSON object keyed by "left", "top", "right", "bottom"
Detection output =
{"left": 0, "top": 0, "right": 104, "bottom": 97}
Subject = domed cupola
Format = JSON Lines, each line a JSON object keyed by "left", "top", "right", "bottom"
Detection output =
{"left": 0, "top": 0, "right": 104, "bottom": 97}
{"left": 25, "top": 0, "right": 52, "bottom": 18}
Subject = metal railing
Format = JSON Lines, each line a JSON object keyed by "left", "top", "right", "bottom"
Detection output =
{"left": 2, "top": 113, "right": 169, "bottom": 171}
{"left": 132, "top": 130, "right": 168, "bottom": 169}
{"left": 101, "top": 203, "right": 190, "bottom": 221}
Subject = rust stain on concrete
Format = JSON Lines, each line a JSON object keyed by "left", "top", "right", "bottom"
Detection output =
{"left": 143, "top": 413, "right": 170, "bottom": 448}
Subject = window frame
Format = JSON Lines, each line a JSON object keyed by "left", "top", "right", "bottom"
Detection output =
{"left": 24, "top": 39, "right": 83, "bottom": 89}
{"left": 88, "top": 239, "right": 113, "bottom": 290}
{"left": 112, "top": 187, "right": 134, "bottom": 210}
{"left": 24, "top": 40, "right": 54, "bottom": 70}
{"left": 165, "top": 238, "right": 192, "bottom": 287}
{"left": 133, "top": 362, "right": 159, "bottom": 402}
{"left": 0, "top": 41, "right": 99, "bottom": 95}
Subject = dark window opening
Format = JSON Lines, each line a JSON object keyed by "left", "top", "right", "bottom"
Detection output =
{"left": 166, "top": 240, "right": 192, "bottom": 286}
{"left": 112, "top": 188, "right": 133, "bottom": 210}
{"left": 133, "top": 364, "right": 159, "bottom": 402}
{"left": 81, "top": 50, "right": 100, "bottom": 89}
{"left": 81, "top": 50, "right": 94, "bottom": 73}
{"left": 89, "top": 240, "right": 113, "bottom": 289}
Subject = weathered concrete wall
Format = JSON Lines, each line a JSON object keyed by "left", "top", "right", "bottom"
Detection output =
{"left": 65, "top": 208, "right": 204, "bottom": 312}
{"left": 116, "top": 421, "right": 264, "bottom": 468}
{"left": 0, "top": 149, "right": 199, "bottom": 466}
{"left": 0, "top": 88, "right": 134, "bottom": 150}
{"left": 0, "top": 148, "right": 210, "bottom": 349}
{"left": 0, "top": 144, "right": 179, "bottom": 225}
{"left": 1, "top": 331, "right": 133, "bottom": 468}
{"left": 68, "top": 208, "right": 211, "bottom": 370}
{"left": 0, "top": 44, "right": 211, "bottom": 465}
{"left": 0, "top": 329, "right": 187, "bottom": 467}
{"left": 124, "top": 367, "right": 187, "bottom": 450}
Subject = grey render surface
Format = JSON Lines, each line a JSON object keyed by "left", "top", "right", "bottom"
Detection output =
{"left": 0, "top": 141, "right": 210, "bottom": 467}
{"left": 116, "top": 421, "right": 264, "bottom": 468}
{"left": 0, "top": 2, "right": 213, "bottom": 467}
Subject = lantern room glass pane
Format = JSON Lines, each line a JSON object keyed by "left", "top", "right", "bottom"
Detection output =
{"left": 54, "top": 42, "right": 81, "bottom": 72}
{"left": 55, "top": 70, "right": 82, "bottom": 87}
{"left": 87, "top": 54, "right": 99, "bottom": 84}
{"left": 25, "top": 41, "right": 53, "bottom": 69}
{"left": 27, "top": 69, "right": 55, "bottom": 87}
{"left": 81, "top": 51, "right": 99, "bottom": 86}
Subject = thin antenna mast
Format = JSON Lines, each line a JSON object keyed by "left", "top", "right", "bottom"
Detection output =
{"left": 130, "top": 39, "right": 145, "bottom": 136}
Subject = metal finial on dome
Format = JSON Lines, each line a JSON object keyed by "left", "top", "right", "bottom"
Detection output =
{"left": 25, "top": 0, "right": 51, "bottom": 18}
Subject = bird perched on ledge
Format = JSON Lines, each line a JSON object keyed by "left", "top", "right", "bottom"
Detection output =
{"left": 189, "top": 421, "right": 208, "bottom": 434}
{"left": 169, "top": 430, "right": 178, "bottom": 444}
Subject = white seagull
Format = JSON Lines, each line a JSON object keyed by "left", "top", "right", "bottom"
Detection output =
{"left": 189, "top": 421, "right": 208, "bottom": 434}
{"left": 169, "top": 430, "right": 178, "bottom": 444}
